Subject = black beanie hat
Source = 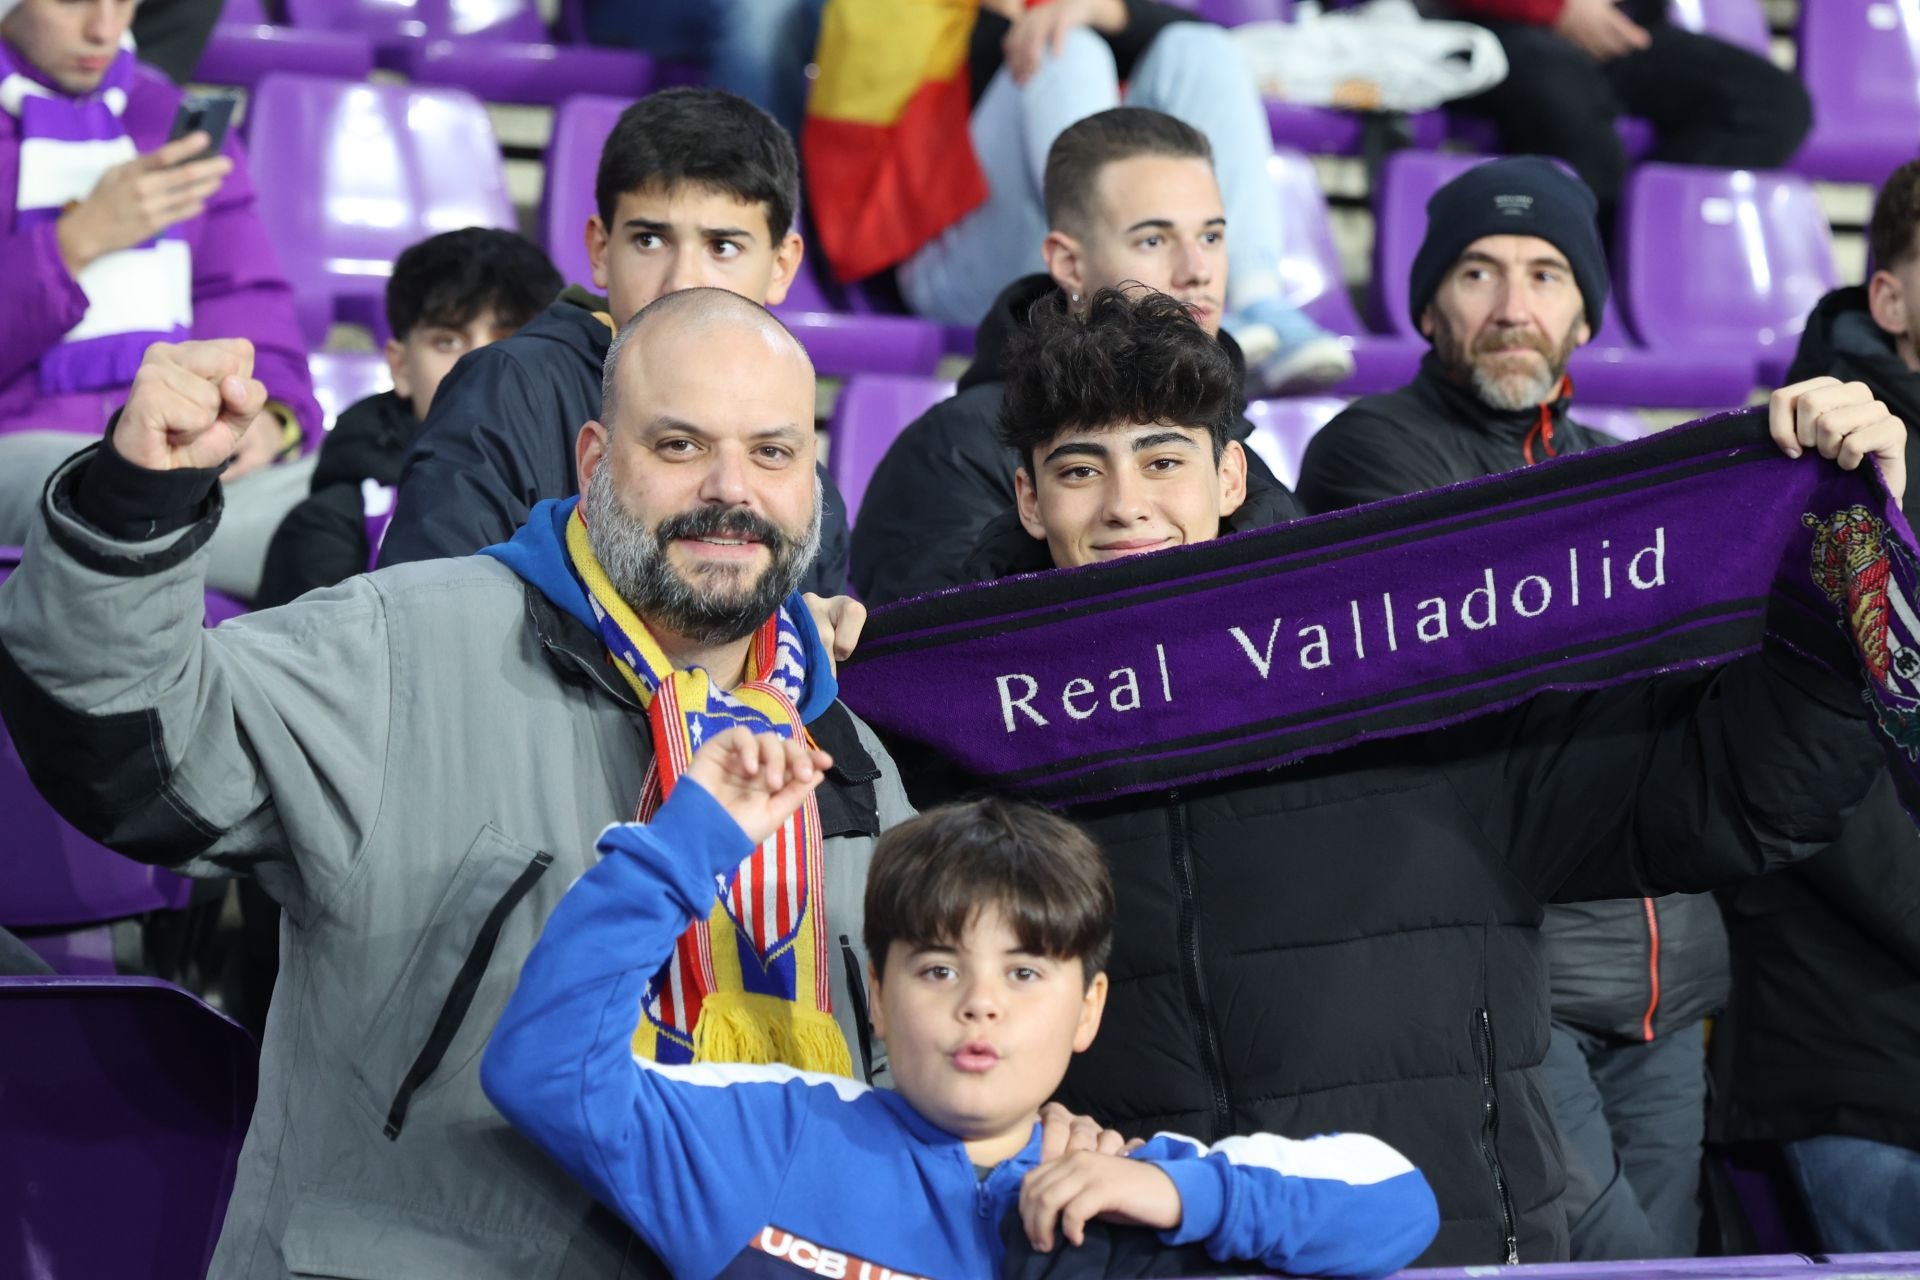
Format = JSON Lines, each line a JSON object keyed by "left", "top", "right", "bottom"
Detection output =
{"left": 1408, "top": 156, "right": 1608, "bottom": 333}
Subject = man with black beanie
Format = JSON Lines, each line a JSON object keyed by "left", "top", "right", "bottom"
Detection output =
{"left": 1296, "top": 156, "right": 1732, "bottom": 1261}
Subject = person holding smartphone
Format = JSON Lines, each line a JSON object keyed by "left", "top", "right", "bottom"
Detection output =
{"left": 0, "top": 0, "right": 318, "bottom": 598}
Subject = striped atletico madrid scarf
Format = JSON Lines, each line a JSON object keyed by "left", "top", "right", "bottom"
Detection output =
{"left": 565, "top": 505, "right": 852, "bottom": 1077}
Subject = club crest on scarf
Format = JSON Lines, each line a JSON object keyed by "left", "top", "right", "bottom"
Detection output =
{"left": 1805, "top": 505, "right": 1920, "bottom": 754}
{"left": 565, "top": 505, "right": 852, "bottom": 1077}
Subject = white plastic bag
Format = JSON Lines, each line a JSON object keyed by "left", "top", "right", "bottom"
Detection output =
{"left": 1232, "top": 0, "right": 1510, "bottom": 113}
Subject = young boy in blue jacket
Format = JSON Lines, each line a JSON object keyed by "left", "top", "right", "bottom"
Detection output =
{"left": 483, "top": 727, "right": 1440, "bottom": 1279}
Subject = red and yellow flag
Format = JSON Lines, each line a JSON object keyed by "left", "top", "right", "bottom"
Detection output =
{"left": 803, "top": 0, "right": 987, "bottom": 283}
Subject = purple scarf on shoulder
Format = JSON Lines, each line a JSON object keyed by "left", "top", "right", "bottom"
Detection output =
{"left": 1, "top": 37, "right": 191, "bottom": 394}
{"left": 839, "top": 410, "right": 1920, "bottom": 810}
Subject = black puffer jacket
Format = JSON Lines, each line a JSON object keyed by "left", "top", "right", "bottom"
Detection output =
{"left": 947, "top": 517, "right": 1881, "bottom": 1266}
{"left": 256, "top": 389, "right": 417, "bottom": 609}
{"left": 1298, "top": 356, "right": 1731, "bottom": 1044}
{"left": 849, "top": 274, "right": 1300, "bottom": 604}
{"left": 376, "top": 287, "right": 851, "bottom": 593}
{"left": 1785, "top": 285, "right": 1920, "bottom": 483}
{"left": 1713, "top": 769, "right": 1920, "bottom": 1156}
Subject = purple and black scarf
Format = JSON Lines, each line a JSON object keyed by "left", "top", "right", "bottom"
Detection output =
{"left": 839, "top": 410, "right": 1920, "bottom": 811}
{"left": 1, "top": 35, "right": 192, "bottom": 394}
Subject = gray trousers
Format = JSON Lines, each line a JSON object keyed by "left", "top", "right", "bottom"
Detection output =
{"left": 0, "top": 431, "right": 314, "bottom": 602}
{"left": 1543, "top": 1019, "right": 1709, "bottom": 1259}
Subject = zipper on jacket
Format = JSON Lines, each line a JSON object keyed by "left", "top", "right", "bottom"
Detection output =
{"left": 1168, "top": 794, "right": 1233, "bottom": 1139}
{"left": 1473, "top": 1007, "right": 1520, "bottom": 1264}
{"left": 840, "top": 934, "right": 877, "bottom": 1084}
{"left": 1639, "top": 897, "right": 1662, "bottom": 1043}
{"left": 384, "top": 850, "right": 555, "bottom": 1140}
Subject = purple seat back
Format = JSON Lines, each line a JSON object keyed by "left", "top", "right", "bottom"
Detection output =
{"left": 1242, "top": 396, "right": 1347, "bottom": 490}
{"left": 1193, "top": 0, "right": 1290, "bottom": 23}
{"left": 0, "top": 976, "right": 257, "bottom": 1280}
{"left": 1265, "top": 149, "right": 1365, "bottom": 334}
{"left": 308, "top": 351, "right": 397, "bottom": 433}
{"left": 285, "top": 0, "right": 544, "bottom": 40}
{"left": 248, "top": 74, "right": 515, "bottom": 346}
{"left": 544, "top": 94, "right": 633, "bottom": 289}
{"left": 829, "top": 376, "right": 955, "bottom": 524}
{"left": 1373, "top": 150, "right": 1489, "bottom": 339}
{"left": 222, "top": 0, "right": 270, "bottom": 19}
{"left": 1790, "top": 0, "right": 1920, "bottom": 183}
{"left": 195, "top": 22, "right": 377, "bottom": 87}
{"left": 1620, "top": 164, "right": 1834, "bottom": 357}
{"left": 1666, "top": 0, "right": 1772, "bottom": 57}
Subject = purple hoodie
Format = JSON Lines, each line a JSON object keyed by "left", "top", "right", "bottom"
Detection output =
{"left": 0, "top": 57, "right": 319, "bottom": 448}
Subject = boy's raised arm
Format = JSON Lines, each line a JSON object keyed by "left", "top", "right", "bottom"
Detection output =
{"left": 482, "top": 730, "right": 846, "bottom": 1278}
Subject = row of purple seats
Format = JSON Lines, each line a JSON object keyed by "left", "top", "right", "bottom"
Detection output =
{"left": 199, "top": 0, "right": 653, "bottom": 104}
{"left": 0, "top": 975, "right": 256, "bottom": 1280}
{"left": 0, "top": 547, "right": 242, "bottom": 974}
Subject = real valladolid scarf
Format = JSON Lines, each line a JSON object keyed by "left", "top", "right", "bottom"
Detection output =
{"left": 838, "top": 411, "right": 1920, "bottom": 811}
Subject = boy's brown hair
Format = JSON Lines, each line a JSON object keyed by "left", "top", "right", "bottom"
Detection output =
{"left": 1871, "top": 160, "right": 1920, "bottom": 273}
{"left": 863, "top": 797, "right": 1114, "bottom": 984}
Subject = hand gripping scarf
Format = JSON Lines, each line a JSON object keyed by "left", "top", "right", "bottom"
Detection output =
{"left": 838, "top": 410, "right": 1920, "bottom": 813}
{"left": 0, "top": 36, "right": 193, "bottom": 394}
{"left": 566, "top": 505, "right": 852, "bottom": 1076}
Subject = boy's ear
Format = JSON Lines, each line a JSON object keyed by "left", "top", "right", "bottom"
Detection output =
{"left": 383, "top": 336, "right": 413, "bottom": 406}
{"left": 1043, "top": 229, "right": 1088, "bottom": 301}
{"left": 586, "top": 215, "right": 610, "bottom": 292}
{"left": 1072, "top": 970, "right": 1108, "bottom": 1053}
{"left": 1870, "top": 268, "right": 1909, "bottom": 341}
{"left": 763, "top": 231, "right": 805, "bottom": 308}
{"left": 865, "top": 963, "right": 887, "bottom": 1041}
{"left": 1217, "top": 438, "right": 1248, "bottom": 521}
{"left": 1015, "top": 465, "right": 1047, "bottom": 541}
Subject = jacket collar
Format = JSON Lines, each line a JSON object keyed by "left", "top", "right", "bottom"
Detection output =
{"left": 1410, "top": 350, "right": 1575, "bottom": 443}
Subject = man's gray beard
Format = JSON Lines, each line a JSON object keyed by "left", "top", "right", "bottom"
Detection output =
{"left": 582, "top": 471, "right": 824, "bottom": 646}
{"left": 1434, "top": 313, "right": 1581, "bottom": 412}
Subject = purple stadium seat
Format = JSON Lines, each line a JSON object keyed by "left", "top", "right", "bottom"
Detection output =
{"left": 285, "top": 0, "right": 653, "bottom": 104}
{"left": 248, "top": 74, "right": 516, "bottom": 347}
{"left": 541, "top": 95, "right": 943, "bottom": 375}
{"left": 1668, "top": 0, "right": 1772, "bottom": 57}
{"left": 1264, "top": 149, "right": 1424, "bottom": 395}
{"left": 0, "top": 975, "right": 257, "bottom": 1280}
{"left": 1243, "top": 395, "right": 1347, "bottom": 489}
{"left": 828, "top": 376, "right": 956, "bottom": 524}
{"left": 1372, "top": 150, "right": 1756, "bottom": 406}
{"left": 1791, "top": 0, "right": 1920, "bottom": 184}
{"left": 1620, "top": 163, "right": 1835, "bottom": 366}
{"left": 195, "top": 0, "right": 376, "bottom": 88}
{"left": 308, "top": 351, "right": 396, "bottom": 434}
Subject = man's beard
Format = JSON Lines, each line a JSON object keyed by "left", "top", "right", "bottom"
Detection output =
{"left": 1433, "top": 311, "right": 1583, "bottom": 412}
{"left": 581, "top": 471, "right": 823, "bottom": 646}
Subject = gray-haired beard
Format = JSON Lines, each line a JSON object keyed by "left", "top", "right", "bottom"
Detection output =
{"left": 1433, "top": 311, "right": 1582, "bottom": 412}
{"left": 581, "top": 470, "right": 824, "bottom": 646}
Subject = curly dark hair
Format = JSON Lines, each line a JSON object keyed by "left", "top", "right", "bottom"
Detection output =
{"left": 1871, "top": 160, "right": 1920, "bottom": 273}
{"left": 998, "top": 287, "right": 1238, "bottom": 474}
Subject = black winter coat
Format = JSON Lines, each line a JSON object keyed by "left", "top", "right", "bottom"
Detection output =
{"left": 849, "top": 274, "right": 1301, "bottom": 604}
{"left": 954, "top": 516, "right": 1880, "bottom": 1265}
{"left": 375, "top": 287, "right": 851, "bottom": 593}
{"left": 1298, "top": 356, "right": 1731, "bottom": 1044}
{"left": 1712, "top": 690, "right": 1920, "bottom": 1157}
{"left": 255, "top": 389, "right": 417, "bottom": 609}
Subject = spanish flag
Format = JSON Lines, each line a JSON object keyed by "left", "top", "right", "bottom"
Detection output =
{"left": 803, "top": 0, "right": 988, "bottom": 283}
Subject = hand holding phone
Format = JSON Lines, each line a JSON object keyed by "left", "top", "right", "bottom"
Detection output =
{"left": 165, "top": 93, "right": 237, "bottom": 164}
{"left": 53, "top": 98, "right": 237, "bottom": 276}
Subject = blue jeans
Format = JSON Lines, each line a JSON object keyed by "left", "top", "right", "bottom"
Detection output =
{"left": 1784, "top": 1134, "right": 1920, "bottom": 1251}
{"left": 585, "top": 0, "right": 826, "bottom": 138}
{"left": 1541, "top": 1020, "right": 1708, "bottom": 1259}
{"left": 898, "top": 22, "right": 1287, "bottom": 328}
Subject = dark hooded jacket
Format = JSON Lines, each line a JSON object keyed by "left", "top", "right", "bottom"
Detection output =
{"left": 1297, "top": 355, "right": 1731, "bottom": 1044}
{"left": 948, "top": 500, "right": 1879, "bottom": 1266}
{"left": 374, "top": 287, "right": 851, "bottom": 593}
{"left": 256, "top": 389, "right": 417, "bottom": 610}
{"left": 1785, "top": 284, "right": 1920, "bottom": 482}
{"left": 849, "top": 274, "right": 1302, "bottom": 605}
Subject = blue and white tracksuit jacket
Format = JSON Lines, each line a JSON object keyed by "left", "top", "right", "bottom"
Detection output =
{"left": 482, "top": 781, "right": 1440, "bottom": 1280}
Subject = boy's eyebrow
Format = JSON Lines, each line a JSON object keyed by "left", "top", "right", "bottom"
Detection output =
{"left": 1042, "top": 440, "right": 1112, "bottom": 465}
{"left": 621, "top": 217, "right": 759, "bottom": 244}
{"left": 1131, "top": 430, "right": 1199, "bottom": 452}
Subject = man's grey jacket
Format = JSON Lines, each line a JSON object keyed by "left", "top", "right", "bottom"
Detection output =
{"left": 0, "top": 448, "right": 914, "bottom": 1279}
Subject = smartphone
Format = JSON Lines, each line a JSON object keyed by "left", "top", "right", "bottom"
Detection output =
{"left": 166, "top": 92, "right": 238, "bottom": 165}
